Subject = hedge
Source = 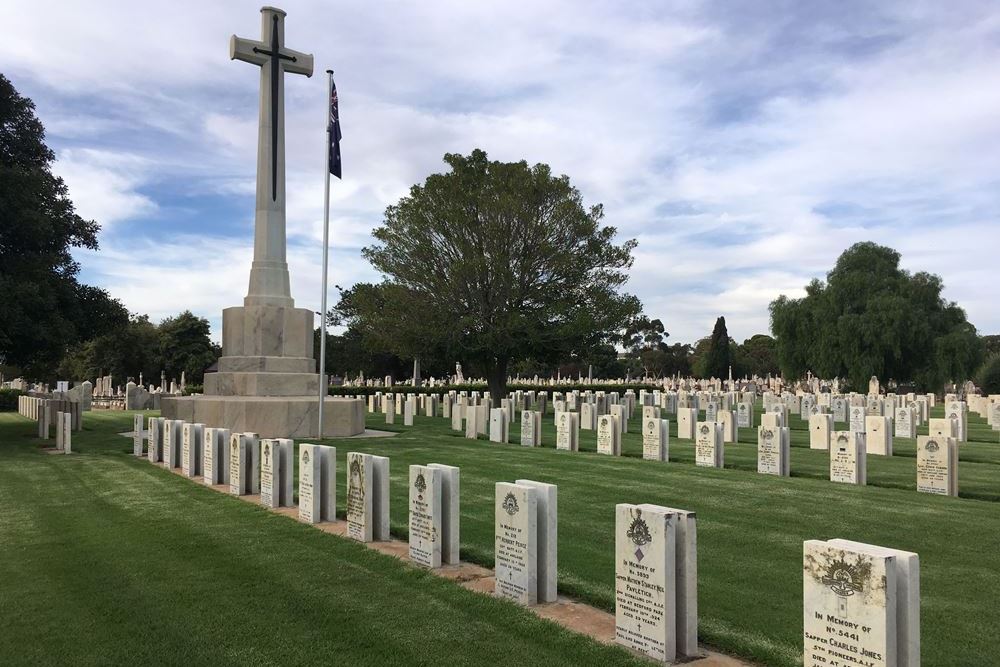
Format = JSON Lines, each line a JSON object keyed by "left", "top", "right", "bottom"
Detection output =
{"left": 327, "top": 382, "right": 664, "bottom": 398}
{"left": 0, "top": 389, "right": 25, "bottom": 412}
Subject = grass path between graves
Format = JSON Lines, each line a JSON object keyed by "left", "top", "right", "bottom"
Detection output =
{"left": 0, "top": 411, "right": 647, "bottom": 667}
{"left": 5, "top": 406, "right": 1000, "bottom": 666}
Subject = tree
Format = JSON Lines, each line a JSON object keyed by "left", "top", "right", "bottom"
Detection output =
{"left": 736, "top": 334, "right": 779, "bottom": 378}
{"left": 58, "top": 314, "right": 162, "bottom": 382}
{"left": 158, "top": 311, "right": 219, "bottom": 384}
{"left": 770, "top": 242, "right": 983, "bottom": 391}
{"left": 354, "top": 149, "right": 642, "bottom": 401}
{"left": 0, "top": 74, "right": 130, "bottom": 377}
{"left": 975, "top": 355, "right": 1000, "bottom": 395}
{"left": 697, "top": 317, "right": 732, "bottom": 379}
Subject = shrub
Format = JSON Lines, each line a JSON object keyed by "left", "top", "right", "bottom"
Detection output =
{"left": 0, "top": 389, "right": 25, "bottom": 412}
{"left": 975, "top": 354, "right": 1000, "bottom": 394}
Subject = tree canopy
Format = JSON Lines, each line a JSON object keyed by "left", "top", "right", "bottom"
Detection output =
{"left": 697, "top": 316, "right": 732, "bottom": 379}
{"left": 346, "top": 149, "right": 642, "bottom": 400}
{"left": 769, "top": 242, "right": 982, "bottom": 391}
{"left": 0, "top": 73, "right": 127, "bottom": 377}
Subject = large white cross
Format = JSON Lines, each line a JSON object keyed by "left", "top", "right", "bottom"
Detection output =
{"left": 230, "top": 6, "right": 313, "bottom": 307}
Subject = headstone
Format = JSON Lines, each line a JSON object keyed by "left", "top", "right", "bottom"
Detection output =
{"left": 520, "top": 410, "right": 541, "bottom": 447}
{"left": 427, "top": 463, "right": 460, "bottom": 564}
{"left": 928, "top": 417, "right": 956, "bottom": 439}
{"left": 830, "top": 431, "right": 866, "bottom": 485}
{"left": 450, "top": 403, "right": 463, "bottom": 431}
{"left": 346, "top": 452, "right": 390, "bottom": 542}
{"left": 695, "top": 422, "right": 723, "bottom": 468}
{"left": 404, "top": 396, "right": 415, "bottom": 426}
{"left": 610, "top": 403, "right": 628, "bottom": 434}
{"left": 803, "top": 538, "right": 920, "bottom": 667}
{"left": 677, "top": 407, "right": 697, "bottom": 439}
{"left": 162, "top": 420, "right": 183, "bottom": 469}
{"left": 260, "top": 438, "right": 293, "bottom": 508}
{"left": 916, "top": 435, "right": 958, "bottom": 497}
{"left": 642, "top": 417, "right": 669, "bottom": 461}
{"left": 580, "top": 402, "right": 597, "bottom": 430}
{"left": 718, "top": 409, "right": 736, "bottom": 443}
{"left": 385, "top": 395, "right": 395, "bottom": 424}
{"left": 642, "top": 405, "right": 661, "bottom": 422}
{"left": 147, "top": 417, "right": 164, "bottom": 463}
{"left": 832, "top": 397, "right": 847, "bottom": 423}
{"left": 757, "top": 425, "right": 789, "bottom": 476}
{"left": 866, "top": 415, "right": 892, "bottom": 456}
{"left": 202, "top": 427, "right": 231, "bottom": 485}
{"left": 555, "top": 411, "right": 579, "bottom": 451}
{"left": 597, "top": 414, "right": 621, "bottom": 455}
{"left": 60, "top": 412, "right": 72, "bottom": 453}
{"left": 736, "top": 401, "right": 753, "bottom": 428}
{"left": 228, "top": 432, "right": 260, "bottom": 496}
{"left": 298, "top": 443, "right": 336, "bottom": 522}
{"left": 464, "top": 406, "right": 479, "bottom": 440}
{"left": 809, "top": 413, "right": 833, "bottom": 450}
{"left": 849, "top": 406, "right": 866, "bottom": 434}
{"left": 615, "top": 503, "right": 699, "bottom": 663}
{"left": 489, "top": 407, "right": 509, "bottom": 443}
{"left": 514, "top": 479, "right": 557, "bottom": 603}
{"left": 181, "top": 423, "right": 204, "bottom": 478}
{"left": 494, "top": 482, "right": 538, "bottom": 605}
{"left": 894, "top": 407, "right": 915, "bottom": 439}
{"left": 409, "top": 465, "right": 443, "bottom": 568}
{"left": 132, "top": 413, "right": 145, "bottom": 456}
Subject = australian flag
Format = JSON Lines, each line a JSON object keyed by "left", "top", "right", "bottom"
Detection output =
{"left": 328, "top": 75, "right": 342, "bottom": 179}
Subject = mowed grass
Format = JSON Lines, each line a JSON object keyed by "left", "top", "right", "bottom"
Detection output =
{"left": 3, "top": 403, "right": 1000, "bottom": 666}
{"left": 0, "top": 410, "right": 645, "bottom": 667}
{"left": 317, "top": 402, "right": 1000, "bottom": 667}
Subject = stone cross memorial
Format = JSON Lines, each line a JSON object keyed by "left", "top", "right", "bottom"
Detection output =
{"left": 298, "top": 443, "right": 336, "bottom": 523}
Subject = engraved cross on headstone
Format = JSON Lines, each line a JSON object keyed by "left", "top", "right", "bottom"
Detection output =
{"left": 230, "top": 7, "right": 313, "bottom": 307}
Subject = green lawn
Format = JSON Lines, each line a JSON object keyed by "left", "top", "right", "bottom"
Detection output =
{"left": 2, "top": 403, "right": 999, "bottom": 666}
{"left": 0, "top": 411, "right": 645, "bottom": 667}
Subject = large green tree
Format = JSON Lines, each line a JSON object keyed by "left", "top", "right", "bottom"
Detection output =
{"left": 0, "top": 74, "right": 127, "bottom": 377}
{"left": 158, "top": 311, "right": 219, "bottom": 385}
{"left": 770, "top": 242, "right": 982, "bottom": 391}
{"left": 352, "top": 149, "right": 642, "bottom": 400}
{"left": 58, "top": 314, "right": 162, "bottom": 382}
{"left": 696, "top": 316, "right": 732, "bottom": 379}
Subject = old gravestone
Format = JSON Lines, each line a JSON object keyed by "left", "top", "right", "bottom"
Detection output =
{"left": 803, "top": 538, "right": 919, "bottom": 667}
{"left": 737, "top": 401, "right": 753, "bottom": 429}
{"left": 597, "top": 414, "right": 621, "bottom": 455}
{"left": 695, "top": 421, "right": 724, "bottom": 468}
{"left": 229, "top": 432, "right": 261, "bottom": 495}
{"left": 298, "top": 443, "right": 336, "bottom": 523}
{"left": 428, "top": 463, "right": 460, "bottom": 564}
{"left": 489, "top": 407, "right": 509, "bottom": 443}
{"left": 642, "top": 416, "right": 669, "bottom": 461}
{"left": 494, "top": 480, "right": 557, "bottom": 605}
{"left": 894, "top": 407, "right": 915, "bottom": 439}
{"left": 809, "top": 413, "right": 833, "bottom": 450}
{"left": 849, "top": 406, "right": 866, "bottom": 434}
{"left": 757, "top": 425, "right": 790, "bottom": 476}
{"left": 520, "top": 410, "right": 541, "bottom": 447}
{"left": 409, "top": 465, "right": 443, "bottom": 568}
{"left": 162, "top": 420, "right": 183, "bottom": 469}
{"left": 147, "top": 417, "right": 164, "bottom": 463}
{"left": 132, "top": 413, "right": 145, "bottom": 457}
{"left": 202, "top": 427, "right": 231, "bottom": 486}
{"left": 181, "top": 422, "right": 204, "bottom": 478}
{"left": 866, "top": 415, "right": 893, "bottom": 456}
{"left": 830, "top": 432, "right": 866, "bottom": 485}
{"left": 580, "top": 402, "right": 597, "bottom": 430}
{"left": 916, "top": 435, "right": 958, "bottom": 497}
{"left": 260, "top": 438, "right": 293, "bottom": 508}
{"left": 346, "top": 452, "right": 389, "bottom": 542}
{"left": 615, "top": 503, "right": 699, "bottom": 663}
{"left": 60, "top": 412, "right": 72, "bottom": 453}
{"left": 677, "top": 407, "right": 697, "bottom": 439}
{"left": 464, "top": 406, "right": 479, "bottom": 440}
{"left": 555, "top": 411, "right": 579, "bottom": 451}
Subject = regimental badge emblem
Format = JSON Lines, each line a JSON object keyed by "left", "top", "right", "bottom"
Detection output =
{"left": 763, "top": 428, "right": 774, "bottom": 442}
{"left": 926, "top": 439, "right": 940, "bottom": 452}
{"left": 821, "top": 557, "right": 868, "bottom": 597}
{"left": 414, "top": 472, "right": 427, "bottom": 500}
{"left": 699, "top": 424, "right": 710, "bottom": 435}
{"left": 302, "top": 449, "right": 310, "bottom": 464}
{"left": 502, "top": 491, "right": 519, "bottom": 516}
{"left": 263, "top": 442, "right": 270, "bottom": 458}
{"left": 837, "top": 434, "right": 849, "bottom": 446}
{"left": 627, "top": 509, "right": 652, "bottom": 562}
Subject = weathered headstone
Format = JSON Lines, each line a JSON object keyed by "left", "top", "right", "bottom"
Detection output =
{"left": 427, "top": 463, "right": 460, "bottom": 564}
{"left": 580, "top": 402, "right": 597, "bottom": 430}
{"left": 615, "top": 503, "right": 699, "bottom": 663}
{"left": 757, "top": 425, "right": 790, "bottom": 476}
{"left": 894, "top": 407, "right": 915, "bottom": 439}
{"left": 132, "top": 413, "right": 145, "bottom": 457}
{"left": 60, "top": 411, "right": 72, "bottom": 453}
{"left": 489, "top": 407, "right": 509, "bottom": 443}
{"left": 409, "top": 465, "right": 443, "bottom": 568}
{"left": 677, "top": 407, "right": 697, "bottom": 439}
{"left": 260, "top": 438, "right": 293, "bottom": 508}
{"left": 736, "top": 401, "right": 753, "bottom": 428}
{"left": 830, "top": 431, "right": 866, "bottom": 485}
{"left": 162, "top": 420, "right": 183, "bottom": 469}
{"left": 298, "top": 443, "right": 336, "bottom": 522}
{"left": 803, "top": 538, "right": 920, "bottom": 667}
{"left": 642, "top": 417, "right": 669, "bottom": 461}
{"left": 849, "top": 406, "right": 866, "bottom": 434}
{"left": 147, "top": 417, "right": 164, "bottom": 463}
{"left": 520, "top": 410, "right": 541, "bottom": 447}
{"left": 347, "top": 452, "right": 389, "bottom": 542}
{"left": 916, "top": 435, "right": 958, "bottom": 497}
{"left": 229, "top": 432, "right": 261, "bottom": 495}
{"left": 809, "top": 413, "right": 832, "bottom": 450}
{"left": 597, "top": 414, "right": 621, "bottom": 455}
{"left": 181, "top": 422, "right": 204, "bottom": 478}
{"left": 202, "top": 427, "right": 231, "bottom": 485}
{"left": 695, "top": 422, "right": 723, "bottom": 468}
{"left": 555, "top": 411, "right": 579, "bottom": 451}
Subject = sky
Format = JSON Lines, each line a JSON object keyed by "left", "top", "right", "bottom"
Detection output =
{"left": 3, "top": 0, "right": 999, "bottom": 344}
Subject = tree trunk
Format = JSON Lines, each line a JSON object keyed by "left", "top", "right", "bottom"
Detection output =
{"left": 486, "top": 357, "right": 509, "bottom": 404}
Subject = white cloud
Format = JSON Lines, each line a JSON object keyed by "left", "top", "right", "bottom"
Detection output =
{"left": 6, "top": 0, "right": 1000, "bottom": 344}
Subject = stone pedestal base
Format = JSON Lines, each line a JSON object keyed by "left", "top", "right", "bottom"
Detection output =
{"left": 161, "top": 396, "right": 365, "bottom": 439}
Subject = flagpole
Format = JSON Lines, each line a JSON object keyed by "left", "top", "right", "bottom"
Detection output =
{"left": 317, "top": 69, "right": 334, "bottom": 439}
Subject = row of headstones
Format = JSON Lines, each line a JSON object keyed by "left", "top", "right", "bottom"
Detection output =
{"left": 131, "top": 415, "right": 919, "bottom": 665}
{"left": 20, "top": 396, "right": 81, "bottom": 442}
